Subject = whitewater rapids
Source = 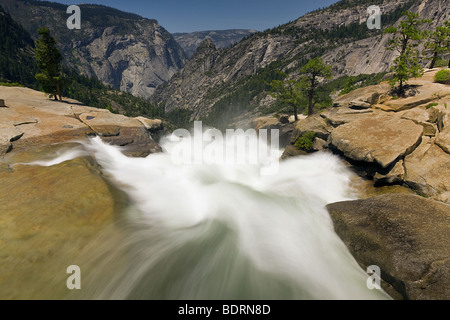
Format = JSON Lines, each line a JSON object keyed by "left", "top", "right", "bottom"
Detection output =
{"left": 27, "top": 132, "right": 390, "bottom": 300}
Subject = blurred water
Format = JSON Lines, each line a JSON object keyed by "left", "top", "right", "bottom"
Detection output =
{"left": 32, "top": 134, "right": 389, "bottom": 300}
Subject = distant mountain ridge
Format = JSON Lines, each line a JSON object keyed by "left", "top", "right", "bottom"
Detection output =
{"left": 173, "top": 29, "right": 257, "bottom": 57}
{"left": 0, "top": 0, "right": 186, "bottom": 99}
{"left": 153, "top": 0, "right": 450, "bottom": 128}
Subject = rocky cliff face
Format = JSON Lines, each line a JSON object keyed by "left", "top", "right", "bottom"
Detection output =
{"left": 0, "top": 0, "right": 186, "bottom": 100}
{"left": 322, "top": 0, "right": 450, "bottom": 76}
{"left": 153, "top": 0, "right": 449, "bottom": 125}
{"left": 173, "top": 29, "right": 257, "bottom": 57}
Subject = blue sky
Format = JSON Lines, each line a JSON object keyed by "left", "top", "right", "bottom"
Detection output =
{"left": 54, "top": 0, "right": 340, "bottom": 33}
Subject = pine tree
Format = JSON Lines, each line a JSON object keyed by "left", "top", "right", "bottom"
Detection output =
{"left": 423, "top": 20, "right": 450, "bottom": 69}
{"left": 270, "top": 71, "right": 303, "bottom": 122}
{"left": 298, "top": 57, "right": 332, "bottom": 116}
{"left": 34, "top": 27, "right": 69, "bottom": 100}
{"left": 384, "top": 11, "right": 431, "bottom": 94}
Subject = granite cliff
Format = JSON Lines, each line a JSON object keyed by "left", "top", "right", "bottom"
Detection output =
{"left": 173, "top": 29, "right": 257, "bottom": 57}
{"left": 0, "top": 0, "right": 186, "bottom": 100}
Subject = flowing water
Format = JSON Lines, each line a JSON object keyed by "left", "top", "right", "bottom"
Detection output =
{"left": 17, "top": 133, "right": 390, "bottom": 300}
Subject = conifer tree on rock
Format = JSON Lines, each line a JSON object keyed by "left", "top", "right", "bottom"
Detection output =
{"left": 384, "top": 12, "right": 431, "bottom": 95}
{"left": 34, "top": 27, "right": 69, "bottom": 101}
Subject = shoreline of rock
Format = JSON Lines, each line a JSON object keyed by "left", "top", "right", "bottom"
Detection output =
{"left": 256, "top": 69, "right": 450, "bottom": 300}
{"left": 327, "top": 194, "right": 450, "bottom": 300}
{"left": 274, "top": 68, "right": 450, "bottom": 204}
{"left": 0, "top": 86, "right": 163, "bottom": 158}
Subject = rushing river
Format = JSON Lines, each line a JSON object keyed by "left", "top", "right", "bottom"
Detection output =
{"left": 23, "top": 131, "right": 389, "bottom": 300}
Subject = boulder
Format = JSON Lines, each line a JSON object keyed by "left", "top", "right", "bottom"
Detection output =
{"left": 288, "top": 114, "right": 307, "bottom": 123}
{"left": 320, "top": 107, "right": 376, "bottom": 127}
{"left": 404, "top": 137, "right": 450, "bottom": 199}
{"left": 327, "top": 194, "right": 450, "bottom": 300}
{"left": 278, "top": 124, "right": 294, "bottom": 148}
{"left": 0, "top": 99, "right": 5, "bottom": 107}
{"left": 101, "top": 126, "right": 162, "bottom": 157}
{"left": 436, "top": 129, "right": 450, "bottom": 154}
{"left": 333, "top": 83, "right": 391, "bottom": 108}
{"left": 399, "top": 106, "right": 440, "bottom": 124}
{"left": 348, "top": 100, "right": 372, "bottom": 109}
{"left": 399, "top": 107, "right": 439, "bottom": 137}
{"left": 431, "top": 102, "right": 450, "bottom": 132}
{"left": 290, "top": 114, "right": 332, "bottom": 144}
{"left": 135, "top": 116, "right": 164, "bottom": 132}
{"left": 330, "top": 114, "right": 423, "bottom": 168}
{"left": 313, "top": 137, "right": 328, "bottom": 151}
{"left": 253, "top": 116, "right": 280, "bottom": 131}
{"left": 280, "top": 145, "right": 308, "bottom": 160}
{"left": 374, "top": 160, "right": 405, "bottom": 185}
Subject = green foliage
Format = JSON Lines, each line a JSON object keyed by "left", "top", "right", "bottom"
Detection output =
{"left": 269, "top": 71, "right": 304, "bottom": 121}
{"left": 34, "top": 27, "right": 68, "bottom": 100}
{"left": 325, "top": 73, "right": 386, "bottom": 95}
{"left": 0, "top": 5, "right": 178, "bottom": 128}
{"left": 268, "top": 58, "right": 333, "bottom": 120}
{"left": 388, "top": 47, "right": 424, "bottom": 93}
{"left": 0, "top": 5, "right": 38, "bottom": 87}
{"left": 159, "top": 0, "right": 416, "bottom": 129}
{"left": 294, "top": 132, "right": 316, "bottom": 152}
{"left": 433, "top": 57, "right": 448, "bottom": 68}
{"left": 62, "top": 68, "right": 194, "bottom": 129}
{"left": 62, "top": 68, "right": 164, "bottom": 119}
{"left": 0, "top": 82, "right": 25, "bottom": 87}
{"left": 423, "top": 20, "right": 450, "bottom": 69}
{"left": 434, "top": 69, "right": 450, "bottom": 84}
{"left": 384, "top": 11, "right": 431, "bottom": 94}
{"left": 299, "top": 57, "right": 332, "bottom": 116}
{"left": 264, "top": 72, "right": 386, "bottom": 117}
{"left": 425, "top": 102, "right": 439, "bottom": 109}
{"left": 164, "top": 109, "right": 193, "bottom": 129}
{"left": 339, "top": 76, "right": 358, "bottom": 96}
{"left": 204, "top": 63, "right": 285, "bottom": 129}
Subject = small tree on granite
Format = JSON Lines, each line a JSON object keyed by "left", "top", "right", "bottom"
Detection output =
{"left": 299, "top": 57, "right": 332, "bottom": 116}
{"left": 384, "top": 11, "right": 431, "bottom": 95}
{"left": 271, "top": 58, "right": 332, "bottom": 118}
{"left": 423, "top": 20, "right": 450, "bottom": 69}
{"left": 270, "top": 72, "right": 303, "bottom": 122}
{"left": 34, "top": 27, "right": 69, "bottom": 101}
